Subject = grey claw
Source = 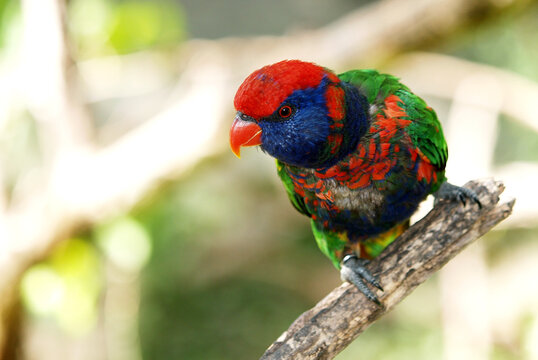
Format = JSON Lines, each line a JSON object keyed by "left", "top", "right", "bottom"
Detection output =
{"left": 341, "top": 255, "right": 383, "bottom": 305}
{"left": 435, "top": 182, "right": 482, "bottom": 209}
{"left": 353, "top": 260, "right": 383, "bottom": 291}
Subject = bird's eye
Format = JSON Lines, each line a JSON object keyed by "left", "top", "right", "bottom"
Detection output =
{"left": 278, "top": 105, "right": 293, "bottom": 118}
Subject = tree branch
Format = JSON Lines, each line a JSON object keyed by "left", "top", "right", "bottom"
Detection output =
{"left": 261, "top": 179, "right": 514, "bottom": 360}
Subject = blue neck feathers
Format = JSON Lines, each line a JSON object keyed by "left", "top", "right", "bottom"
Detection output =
{"left": 259, "top": 77, "right": 369, "bottom": 169}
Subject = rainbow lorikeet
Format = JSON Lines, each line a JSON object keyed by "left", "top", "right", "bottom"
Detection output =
{"left": 229, "top": 60, "right": 480, "bottom": 303}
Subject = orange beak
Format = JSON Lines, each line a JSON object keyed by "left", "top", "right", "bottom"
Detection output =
{"left": 229, "top": 114, "right": 262, "bottom": 158}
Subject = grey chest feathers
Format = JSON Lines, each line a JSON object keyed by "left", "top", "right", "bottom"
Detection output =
{"left": 296, "top": 169, "right": 385, "bottom": 223}
{"left": 323, "top": 178, "right": 385, "bottom": 219}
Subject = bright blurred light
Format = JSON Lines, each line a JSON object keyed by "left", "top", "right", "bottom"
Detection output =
{"left": 525, "top": 312, "right": 538, "bottom": 359}
{"left": 69, "top": 0, "right": 110, "bottom": 38}
{"left": 56, "top": 281, "right": 98, "bottom": 335}
{"left": 68, "top": 0, "right": 185, "bottom": 57}
{"left": 21, "top": 264, "right": 64, "bottom": 316}
{"left": 20, "top": 239, "right": 102, "bottom": 335}
{"left": 96, "top": 216, "right": 152, "bottom": 272}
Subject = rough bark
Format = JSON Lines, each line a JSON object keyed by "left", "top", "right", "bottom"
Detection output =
{"left": 261, "top": 179, "right": 514, "bottom": 360}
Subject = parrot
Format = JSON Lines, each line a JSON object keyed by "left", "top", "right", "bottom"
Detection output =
{"left": 229, "top": 60, "right": 480, "bottom": 304}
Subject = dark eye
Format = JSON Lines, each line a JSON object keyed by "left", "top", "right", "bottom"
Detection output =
{"left": 278, "top": 105, "right": 293, "bottom": 118}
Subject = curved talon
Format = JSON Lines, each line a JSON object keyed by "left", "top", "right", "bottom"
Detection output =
{"left": 435, "top": 182, "right": 482, "bottom": 209}
{"left": 354, "top": 264, "right": 384, "bottom": 291}
{"left": 341, "top": 254, "right": 383, "bottom": 305}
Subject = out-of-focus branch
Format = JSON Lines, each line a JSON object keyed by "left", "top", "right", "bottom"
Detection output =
{"left": 493, "top": 162, "right": 538, "bottom": 227}
{"left": 261, "top": 179, "right": 514, "bottom": 360}
{"left": 190, "top": 0, "right": 528, "bottom": 73}
{"left": 20, "top": 0, "right": 93, "bottom": 157}
{"left": 1, "top": 0, "right": 95, "bottom": 357}
{"left": 388, "top": 52, "right": 538, "bottom": 133}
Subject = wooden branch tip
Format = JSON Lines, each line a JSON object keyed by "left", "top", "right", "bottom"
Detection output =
{"left": 261, "top": 178, "right": 514, "bottom": 360}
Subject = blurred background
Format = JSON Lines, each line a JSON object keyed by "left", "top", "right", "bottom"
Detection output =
{"left": 0, "top": 0, "right": 537, "bottom": 359}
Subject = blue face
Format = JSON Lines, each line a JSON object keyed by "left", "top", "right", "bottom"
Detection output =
{"left": 258, "top": 80, "right": 332, "bottom": 168}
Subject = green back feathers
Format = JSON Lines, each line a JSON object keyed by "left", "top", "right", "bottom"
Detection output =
{"left": 338, "top": 69, "right": 405, "bottom": 104}
{"left": 339, "top": 69, "right": 448, "bottom": 173}
{"left": 397, "top": 90, "right": 448, "bottom": 171}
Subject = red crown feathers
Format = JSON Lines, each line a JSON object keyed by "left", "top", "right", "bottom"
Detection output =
{"left": 234, "top": 60, "right": 340, "bottom": 119}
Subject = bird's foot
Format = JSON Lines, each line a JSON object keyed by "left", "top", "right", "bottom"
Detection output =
{"left": 340, "top": 254, "right": 383, "bottom": 305}
{"left": 434, "top": 182, "right": 482, "bottom": 209}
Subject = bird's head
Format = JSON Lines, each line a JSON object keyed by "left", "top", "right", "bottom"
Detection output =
{"left": 230, "top": 60, "right": 368, "bottom": 168}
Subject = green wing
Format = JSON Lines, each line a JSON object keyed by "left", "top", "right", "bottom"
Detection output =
{"left": 276, "top": 160, "right": 310, "bottom": 216}
{"left": 397, "top": 90, "right": 448, "bottom": 171}
{"left": 339, "top": 69, "right": 448, "bottom": 172}
{"left": 310, "top": 220, "right": 347, "bottom": 269}
{"left": 338, "top": 69, "right": 403, "bottom": 104}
